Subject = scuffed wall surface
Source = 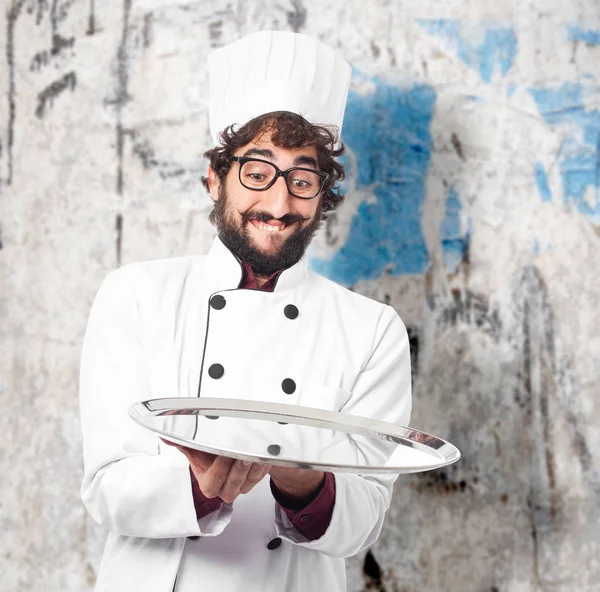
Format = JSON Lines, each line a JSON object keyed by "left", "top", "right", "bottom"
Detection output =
{"left": 1, "top": 1, "right": 599, "bottom": 590}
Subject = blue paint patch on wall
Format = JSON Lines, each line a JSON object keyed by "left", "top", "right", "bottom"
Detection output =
{"left": 440, "top": 186, "right": 469, "bottom": 273}
{"left": 568, "top": 24, "right": 600, "bottom": 46}
{"left": 309, "top": 77, "right": 437, "bottom": 284}
{"left": 534, "top": 162, "right": 552, "bottom": 202}
{"left": 417, "top": 19, "right": 518, "bottom": 83}
{"left": 530, "top": 83, "right": 600, "bottom": 223}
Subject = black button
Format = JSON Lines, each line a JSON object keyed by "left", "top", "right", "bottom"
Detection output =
{"left": 267, "top": 444, "right": 281, "bottom": 456}
{"left": 208, "top": 364, "right": 224, "bottom": 379}
{"left": 210, "top": 295, "right": 226, "bottom": 310}
{"left": 267, "top": 537, "right": 282, "bottom": 550}
{"left": 284, "top": 304, "right": 299, "bottom": 319}
{"left": 281, "top": 378, "right": 296, "bottom": 394}
{"left": 187, "top": 536, "right": 200, "bottom": 540}
{"left": 299, "top": 515, "right": 309, "bottom": 523}
{"left": 205, "top": 415, "right": 220, "bottom": 420}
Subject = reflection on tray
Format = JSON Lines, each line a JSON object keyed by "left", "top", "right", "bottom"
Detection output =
{"left": 148, "top": 410, "right": 437, "bottom": 469}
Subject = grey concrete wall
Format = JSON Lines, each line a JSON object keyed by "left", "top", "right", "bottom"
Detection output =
{"left": 1, "top": 1, "right": 599, "bottom": 590}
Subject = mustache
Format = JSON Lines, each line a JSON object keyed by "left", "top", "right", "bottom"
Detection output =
{"left": 241, "top": 210, "right": 309, "bottom": 226}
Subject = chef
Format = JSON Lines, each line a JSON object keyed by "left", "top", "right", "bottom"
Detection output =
{"left": 79, "top": 31, "right": 411, "bottom": 592}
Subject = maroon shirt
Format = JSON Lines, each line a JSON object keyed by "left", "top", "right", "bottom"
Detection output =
{"left": 189, "top": 262, "right": 336, "bottom": 540}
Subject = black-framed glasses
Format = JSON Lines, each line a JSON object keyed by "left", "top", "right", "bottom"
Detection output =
{"left": 231, "top": 156, "right": 329, "bottom": 200}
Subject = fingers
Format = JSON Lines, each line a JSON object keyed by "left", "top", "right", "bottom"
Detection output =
{"left": 218, "top": 460, "right": 254, "bottom": 503}
{"left": 201, "top": 456, "right": 237, "bottom": 499}
{"left": 240, "top": 463, "right": 270, "bottom": 494}
{"left": 183, "top": 449, "right": 217, "bottom": 472}
{"left": 160, "top": 440, "right": 272, "bottom": 503}
{"left": 200, "top": 459, "right": 271, "bottom": 503}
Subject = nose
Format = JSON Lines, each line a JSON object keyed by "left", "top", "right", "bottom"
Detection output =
{"left": 260, "top": 175, "right": 292, "bottom": 219}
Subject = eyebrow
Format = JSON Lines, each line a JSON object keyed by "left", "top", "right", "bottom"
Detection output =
{"left": 241, "top": 148, "right": 319, "bottom": 170}
{"left": 294, "top": 155, "right": 319, "bottom": 168}
{"left": 242, "top": 148, "right": 274, "bottom": 160}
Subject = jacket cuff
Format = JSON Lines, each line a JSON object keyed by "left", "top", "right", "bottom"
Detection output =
{"left": 189, "top": 467, "right": 223, "bottom": 519}
{"left": 270, "top": 473, "right": 336, "bottom": 541}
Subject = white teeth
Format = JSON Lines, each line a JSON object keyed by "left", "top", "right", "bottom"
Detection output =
{"left": 255, "top": 222, "right": 285, "bottom": 232}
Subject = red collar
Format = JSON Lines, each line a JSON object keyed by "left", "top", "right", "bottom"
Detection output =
{"left": 239, "top": 262, "right": 282, "bottom": 292}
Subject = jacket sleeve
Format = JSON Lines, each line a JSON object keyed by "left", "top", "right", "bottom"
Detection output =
{"left": 79, "top": 268, "right": 233, "bottom": 539}
{"left": 273, "top": 305, "right": 411, "bottom": 557}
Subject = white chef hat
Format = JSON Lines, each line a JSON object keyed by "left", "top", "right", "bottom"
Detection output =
{"left": 208, "top": 31, "right": 351, "bottom": 145}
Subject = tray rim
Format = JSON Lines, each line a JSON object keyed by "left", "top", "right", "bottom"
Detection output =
{"left": 128, "top": 397, "right": 461, "bottom": 475}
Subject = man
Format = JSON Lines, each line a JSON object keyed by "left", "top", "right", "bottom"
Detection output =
{"left": 79, "top": 31, "right": 411, "bottom": 591}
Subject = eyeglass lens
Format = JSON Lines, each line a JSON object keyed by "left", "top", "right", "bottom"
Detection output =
{"left": 240, "top": 160, "right": 322, "bottom": 198}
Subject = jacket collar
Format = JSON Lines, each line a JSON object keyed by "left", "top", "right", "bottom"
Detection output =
{"left": 206, "top": 236, "right": 310, "bottom": 292}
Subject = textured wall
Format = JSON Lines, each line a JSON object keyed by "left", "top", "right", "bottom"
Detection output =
{"left": 1, "top": 1, "right": 599, "bottom": 591}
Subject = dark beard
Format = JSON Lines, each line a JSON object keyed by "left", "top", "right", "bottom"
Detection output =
{"left": 213, "top": 188, "right": 322, "bottom": 277}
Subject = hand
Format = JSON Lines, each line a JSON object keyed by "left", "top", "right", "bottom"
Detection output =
{"left": 269, "top": 466, "right": 326, "bottom": 505}
{"left": 161, "top": 439, "right": 270, "bottom": 504}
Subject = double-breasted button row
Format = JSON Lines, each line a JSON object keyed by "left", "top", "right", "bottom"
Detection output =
{"left": 207, "top": 364, "right": 296, "bottom": 396}
{"left": 206, "top": 296, "right": 300, "bottom": 459}
{"left": 210, "top": 294, "right": 299, "bottom": 321}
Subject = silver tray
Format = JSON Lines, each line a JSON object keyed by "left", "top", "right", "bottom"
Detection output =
{"left": 129, "top": 397, "right": 461, "bottom": 475}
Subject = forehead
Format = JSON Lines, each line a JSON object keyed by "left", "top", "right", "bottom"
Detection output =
{"left": 237, "top": 131, "right": 318, "bottom": 162}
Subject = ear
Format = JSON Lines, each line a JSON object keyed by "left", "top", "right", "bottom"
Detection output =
{"left": 207, "top": 166, "right": 221, "bottom": 201}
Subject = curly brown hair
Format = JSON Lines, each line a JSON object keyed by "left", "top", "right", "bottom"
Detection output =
{"left": 201, "top": 111, "right": 346, "bottom": 224}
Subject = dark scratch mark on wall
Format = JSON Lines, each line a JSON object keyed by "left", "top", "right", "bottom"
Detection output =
{"left": 387, "top": 47, "right": 396, "bottom": 68}
{"left": 126, "top": 131, "right": 185, "bottom": 180}
{"left": 35, "top": 0, "right": 51, "bottom": 26}
{"left": 35, "top": 72, "right": 77, "bottom": 118}
{"left": 52, "top": 0, "right": 78, "bottom": 26}
{"left": 526, "top": 490, "right": 540, "bottom": 589}
{"left": 208, "top": 19, "right": 222, "bottom": 47}
{"left": 142, "top": 12, "right": 153, "bottom": 47}
{"left": 115, "top": 214, "right": 123, "bottom": 268}
{"left": 29, "top": 1, "right": 76, "bottom": 69}
{"left": 324, "top": 211, "right": 338, "bottom": 246}
{"left": 451, "top": 132, "right": 465, "bottom": 160}
{"left": 413, "top": 464, "right": 469, "bottom": 494}
{"left": 115, "top": 0, "right": 132, "bottom": 267}
{"left": 516, "top": 265, "right": 596, "bottom": 585}
{"left": 521, "top": 268, "right": 557, "bottom": 496}
{"left": 363, "top": 550, "right": 386, "bottom": 591}
{"left": 51, "top": 33, "right": 74, "bottom": 55}
{"left": 287, "top": 0, "right": 307, "bottom": 33}
{"left": 115, "top": 0, "right": 132, "bottom": 194}
{"left": 30, "top": 35, "right": 75, "bottom": 71}
{"left": 407, "top": 325, "right": 419, "bottom": 380}
{"left": 87, "top": 0, "right": 96, "bottom": 35}
{"left": 49, "top": 0, "right": 58, "bottom": 30}
{"left": 5, "top": 1, "right": 26, "bottom": 186}
{"left": 433, "top": 289, "right": 501, "bottom": 338}
{"left": 30, "top": 51, "right": 50, "bottom": 71}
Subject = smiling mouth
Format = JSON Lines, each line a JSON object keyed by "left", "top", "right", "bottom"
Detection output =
{"left": 249, "top": 219, "right": 289, "bottom": 233}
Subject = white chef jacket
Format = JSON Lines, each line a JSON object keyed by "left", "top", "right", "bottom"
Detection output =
{"left": 79, "top": 236, "right": 412, "bottom": 592}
